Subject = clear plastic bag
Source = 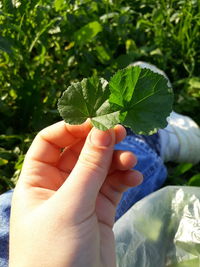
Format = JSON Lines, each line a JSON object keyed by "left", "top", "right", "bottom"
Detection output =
{"left": 113, "top": 186, "right": 200, "bottom": 267}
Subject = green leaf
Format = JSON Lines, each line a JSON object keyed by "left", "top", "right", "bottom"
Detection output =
{"left": 168, "top": 257, "right": 200, "bottom": 267}
{"left": 95, "top": 46, "right": 111, "bottom": 63}
{"left": 58, "top": 66, "right": 173, "bottom": 133}
{"left": 15, "top": 155, "right": 25, "bottom": 170}
{"left": 109, "top": 66, "right": 174, "bottom": 134}
{"left": 54, "top": 0, "right": 66, "bottom": 11}
{"left": 2, "top": 0, "right": 14, "bottom": 13}
{"left": 173, "top": 162, "right": 193, "bottom": 177}
{"left": 0, "top": 158, "right": 8, "bottom": 166}
{"left": 0, "top": 36, "right": 13, "bottom": 54}
{"left": 188, "top": 174, "right": 200, "bottom": 187}
{"left": 73, "top": 21, "right": 102, "bottom": 47}
{"left": 57, "top": 77, "right": 121, "bottom": 130}
{"left": 187, "top": 77, "right": 200, "bottom": 98}
{"left": 29, "top": 17, "right": 60, "bottom": 52}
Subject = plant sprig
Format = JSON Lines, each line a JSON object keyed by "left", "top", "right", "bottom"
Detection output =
{"left": 58, "top": 66, "right": 174, "bottom": 135}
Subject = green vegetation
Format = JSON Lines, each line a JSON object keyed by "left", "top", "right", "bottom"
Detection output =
{"left": 58, "top": 67, "right": 173, "bottom": 133}
{"left": 0, "top": 0, "right": 200, "bottom": 193}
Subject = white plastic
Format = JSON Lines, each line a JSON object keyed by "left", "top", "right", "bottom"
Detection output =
{"left": 114, "top": 186, "right": 200, "bottom": 267}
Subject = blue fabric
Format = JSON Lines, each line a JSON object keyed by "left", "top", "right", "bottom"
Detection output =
{"left": 0, "top": 190, "right": 12, "bottom": 267}
{"left": 115, "top": 133, "right": 167, "bottom": 220}
{"left": 125, "top": 128, "right": 161, "bottom": 157}
{"left": 0, "top": 133, "right": 167, "bottom": 266}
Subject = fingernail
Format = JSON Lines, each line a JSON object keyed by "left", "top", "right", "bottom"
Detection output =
{"left": 90, "top": 128, "right": 112, "bottom": 147}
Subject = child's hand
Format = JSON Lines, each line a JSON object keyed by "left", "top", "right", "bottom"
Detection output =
{"left": 9, "top": 120, "right": 143, "bottom": 267}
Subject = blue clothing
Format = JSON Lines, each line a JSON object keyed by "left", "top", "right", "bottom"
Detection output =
{"left": 115, "top": 133, "right": 167, "bottom": 220}
{"left": 0, "top": 190, "right": 12, "bottom": 267}
{"left": 0, "top": 132, "right": 167, "bottom": 267}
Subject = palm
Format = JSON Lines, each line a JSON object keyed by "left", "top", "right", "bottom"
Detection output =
{"left": 21, "top": 141, "right": 122, "bottom": 266}
{"left": 23, "top": 137, "right": 125, "bottom": 227}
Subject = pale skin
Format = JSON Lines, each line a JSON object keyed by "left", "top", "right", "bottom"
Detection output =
{"left": 9, "top": 120, "right": 143, "bottom": 267}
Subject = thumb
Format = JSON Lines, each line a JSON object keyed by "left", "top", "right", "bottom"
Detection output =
{"left": 57, "top": 127, "right": 115, "bottom": 208}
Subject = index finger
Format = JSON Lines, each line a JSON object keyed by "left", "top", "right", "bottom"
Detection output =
{"left": 25, "top": 120, "right": 92, "bottom": 164}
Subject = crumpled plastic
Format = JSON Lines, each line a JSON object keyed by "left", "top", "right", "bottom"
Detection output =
{"left": 113, "top": 186, "right": 200, "bottom": 267}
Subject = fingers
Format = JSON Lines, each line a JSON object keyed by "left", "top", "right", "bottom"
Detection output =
{"left": 101, "top": 169, "right": 143, "bottom": 206}
{"left": 57, "top": 147, "right": 137, "bottom": 175}
{"left": 56, "top": 125, "right": 127, "bottom": 173}
{"left": 25, "top": 122, "right": 126, "bottom": 166}
{"left": 114, "top": 124, "right": 126, "bottom": 144}
{"left": 57, "top": 139, "right": 85, "bottom": 173}
{"left": 56, "top": 124, "right": 137, "bottom": 200}
{"left": 96, "top": 169, "right": 143, "bottom": 226}
{"left": 20, "top": 119, "right": 127, "bottom": 193}
{"left": 110, "top": 150, "right": 137, "bottom": 173}
{"left": 55, "top": 127, "right": 117, "bottom": 211}
{"left": 108, "top": 169, "right": 143, "bottom": 195}
{"left": 25, "top": 120, "right": 91, "bottom": 165}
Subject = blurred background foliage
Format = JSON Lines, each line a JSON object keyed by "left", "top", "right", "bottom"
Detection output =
{"left": 0, "top": 0, "right": 200, "bottom": 193}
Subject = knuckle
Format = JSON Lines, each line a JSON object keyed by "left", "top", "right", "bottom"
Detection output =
{"left": 78, "top": 149, "right": 109, "bottom": 175}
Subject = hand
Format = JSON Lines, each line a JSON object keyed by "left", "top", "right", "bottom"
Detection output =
{"left": 9, "top": 120, "right": 143, "bottom": 267}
